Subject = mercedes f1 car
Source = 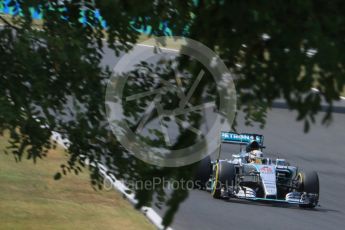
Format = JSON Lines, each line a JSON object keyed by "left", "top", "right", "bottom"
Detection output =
{"left": 195, "top": 132, "right": 320, "bottom": 208}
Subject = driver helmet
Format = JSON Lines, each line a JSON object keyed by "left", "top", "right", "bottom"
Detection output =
{"left": 246, "top": 140, "right": 260, "bottom": 152}
{"left": 249, "top": 149, "right": 264, "bottom": 162}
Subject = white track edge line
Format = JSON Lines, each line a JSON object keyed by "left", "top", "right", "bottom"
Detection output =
{"left": 136, "top": 43, "right": 179, "bottom": 52}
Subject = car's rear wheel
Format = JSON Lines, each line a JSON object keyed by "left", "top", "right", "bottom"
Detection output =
{"left": 298, "top": 171, "right": 319, "bottom": 208}
{"left": 194, "top": 156, "right": 212, "bottom": 189}
{"left": 212, "top": 161, "right": 236, "bottom": 199}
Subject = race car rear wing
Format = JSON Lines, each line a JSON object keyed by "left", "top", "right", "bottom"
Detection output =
{"left": 221, "top": 131, "right": 264, "bottom": 146}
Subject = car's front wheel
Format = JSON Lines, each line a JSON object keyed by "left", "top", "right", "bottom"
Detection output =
{"left": 297, "top": 170, "right": 319, "bottom": 208}
{"left": 211, "top": 161, "right": 236, "bottom": 199}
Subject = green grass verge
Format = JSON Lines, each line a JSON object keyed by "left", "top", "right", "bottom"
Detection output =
{"left": 0, "top": 133, "right": 154, "bottom": 230}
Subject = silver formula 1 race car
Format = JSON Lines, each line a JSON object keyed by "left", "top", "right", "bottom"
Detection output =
{"left": 195, "top": 131, "right": 320, "bottom": 208}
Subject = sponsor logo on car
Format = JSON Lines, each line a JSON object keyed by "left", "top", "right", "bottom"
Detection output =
{"left": 221, "top": 132, "right": 263, "bottom": 143}
{"left": 260, "top": 166, "right": 273, "bottom": 174}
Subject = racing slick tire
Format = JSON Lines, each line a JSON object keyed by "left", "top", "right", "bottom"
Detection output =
{"left": 212, "top": 161, "right": 236, "bottom": 199}
{"left": 194, "top": 156, "right": 212, "bottom": 189}
{"left": 298, "top": 171, "right": 319, "bottom": 208}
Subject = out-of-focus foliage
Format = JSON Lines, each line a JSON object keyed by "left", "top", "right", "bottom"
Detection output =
{"left": 189, "top": 0, "right": 345, "bottom": 129}
{"left": 1, "top": 0, "right": 345, "bottom": 227}
{"left": 0, "top": 0, "right": 194, "bottom": 226}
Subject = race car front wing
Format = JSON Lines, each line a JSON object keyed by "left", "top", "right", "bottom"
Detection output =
{"left": 235, "top": 192, "right": 319, "bottom": 206}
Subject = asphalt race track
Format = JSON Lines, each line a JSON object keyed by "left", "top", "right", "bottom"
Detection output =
{"left": 102, "top": 44, "right": 345, "bottom": 230}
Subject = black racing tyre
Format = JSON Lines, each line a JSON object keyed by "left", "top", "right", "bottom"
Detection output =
{"left": 212, "top": 161, "right": 236, "bottom": 199}
{"left": 298, "top": 171, "right": 319, "bottom": 208}
{"left": 194, "top": 156, "right": 212, "bottom": 189}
